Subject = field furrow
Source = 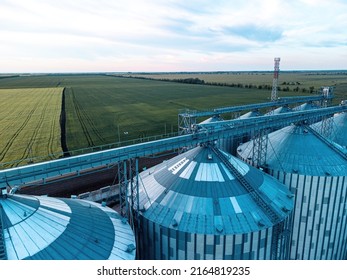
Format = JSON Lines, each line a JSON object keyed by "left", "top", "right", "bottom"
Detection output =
{"left": 70, "top": 88, "right": 95, "bottom": 147}
{"left": 1, "top": 74, "right": 345, "bottom": 158}
{"left": 20, "top": 97, "right": 48, "bottom": 161}
{"left": 0, "top": 88, "right": 63, "bottom": 167}
{"left": 0, "top": 103, "right": 39, "bottom": 162}
{"left": 70, "top": 89, "right": 107, "bottom": 144}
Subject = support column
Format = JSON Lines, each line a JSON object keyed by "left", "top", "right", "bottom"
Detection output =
{"left": 129, "top": 157, "right": 140, "bottom": 230}
{"left": 118, "top": 160, "right": 128, "bottom": 218}
{"left": 252, "top": 129, "right": 269, "bottom": 169}
{"left": 178, "top": 110, "right": 197, "bottom": 135}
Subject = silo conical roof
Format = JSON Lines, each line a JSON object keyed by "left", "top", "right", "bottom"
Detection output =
{"left": 0, "top": 194, "right": 136, "bottom": 260}
{"left": 265, "top": 106, "right": 291, "bottom": 115}
{"left": 293, "top": 102, "right": 318, "bottom": 111}
{"left": 238, "top": 123, "right": 347, "bottom": 260}
{"left": 238, "top": 124, "right": 347, "bottom": 176}
{"left": 137, "top": 145, "right": 293, "bottom": 235}
{"left": 310, "top": 112, "right": 347, "bottom": 149}
{"left": 331, "top": 112, "right": 347, "bottom": 148}
{"left": 199, "top": 115, "right": 223, "bottom": 124}
{"left": 238, "top": 111, "right": 261, "bottom": 119}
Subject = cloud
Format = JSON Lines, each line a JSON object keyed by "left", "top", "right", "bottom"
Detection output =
{"left": 223, "top": 25, "right": 283, "bottom": 43}
{"left": 0, "top": 0, "right": 346, "bottom": 72}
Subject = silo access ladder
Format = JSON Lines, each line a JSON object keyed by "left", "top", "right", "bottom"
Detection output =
{"left": 211, "top": 146, "right": 285, "bottom": 260}
{"left": 0, "top": 205, "right": 7, "bottom": 260}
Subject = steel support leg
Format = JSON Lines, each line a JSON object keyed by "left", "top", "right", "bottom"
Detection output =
{"left": 118, "top": 160, "right": 128, "bottom": 218}
{"left": 252, "top": 129, "right": 269, "bottom": 168}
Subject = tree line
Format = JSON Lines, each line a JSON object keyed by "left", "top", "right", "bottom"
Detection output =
{"left": 120, "top": 75, "right": 317, "bottom": 94}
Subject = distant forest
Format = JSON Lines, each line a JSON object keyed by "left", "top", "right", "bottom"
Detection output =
{"left": 120, "top": 75, "right": 320, "bottom": 93}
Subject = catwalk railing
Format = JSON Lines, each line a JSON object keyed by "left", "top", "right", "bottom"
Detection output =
{"left": 178, "top": 94, "right": 332, "bottom": 119}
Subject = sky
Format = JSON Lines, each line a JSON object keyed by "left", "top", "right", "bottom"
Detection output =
{"left": 0, "top": 0, "right": 347, "bottom": 72}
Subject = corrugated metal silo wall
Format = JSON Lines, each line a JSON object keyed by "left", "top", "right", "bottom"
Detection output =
{"left": 265, "top": 169, "right": 347, "bottom": 260}
{"left": 137, "top": 216, "right": 291, "bottom": 260}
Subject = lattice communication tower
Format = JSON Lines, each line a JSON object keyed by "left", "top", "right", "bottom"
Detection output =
{"left": 271, "top": 57, "right": 281, "bottom": 101}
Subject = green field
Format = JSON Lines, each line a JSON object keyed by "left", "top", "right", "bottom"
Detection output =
{"left": 0, "top": 72, "right": 346, "bottom": 166}
{"left": 0, "top": 87, "right": 63, "bottom": 167}
{"left": 122, "top": 71, "right": 347, "bottom": 102}
{"left": 64, "top": 75, "right": 283, "bottom": 151}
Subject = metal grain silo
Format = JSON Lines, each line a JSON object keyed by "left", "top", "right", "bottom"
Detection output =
{"left": 199, "top": 115, "right": 234, "bottom": 153}
{"left": 199, "top": 115, "right": 223, "bottom": 124}
{"left": 199, "top": 111, "right": 262, "bottom": 155}
{"left": 265, "top": 106, "right": 291, "bottom": 115}
{"left": 330, "top": 112, "right": 347, "bottom": 149}
{"left": 135, "top": 144, "right": 294, "bottom": 260}
{"left": 0, "top": 193, "right": 136, "bottom": 260}
{"left": 235, "top": 110, "right": 262, "bottom": 152}
{"left": 310, "top": 110, "right": 347, "bottom": 151}
{"left": 237, "top": 124, "right": 347, "bottom": 260}
{"left": 238, "top": 110, "right": 261, "bottom": 119}
{"left": 312, "top": 112, "right": 347, "bottom": 149}
{"left": 293, "top": 102, "right": 318, "bottom": 111}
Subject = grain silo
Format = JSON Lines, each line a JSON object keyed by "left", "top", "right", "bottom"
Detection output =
{"left": 310, "top": 110, "right": 347, "bottom": 150}
{"left": 235, "top": 110, "right": 262, "bottom": 152}
{"left": 293, "top": 102, "right": 318, "bottom": 111}
{"left": 199, "top": 111, "right": 262, "bottom": 155}
{"left": 199, "top": 115, "right": 223, "bottom": 124}
{"left": 237, "top": 124, "right": 347, "bottom": 260}
{"left": 0, "top": 193, "right": 136, "bottom": 260}
{"left": 134, "top": 144, "right": 294, "bottom": 260}
{"left": 265, "top": 106, "right": 291, "bottom": 115}
{"left": 199, "top": 115, "right": 234, "bottom": 154}
{"left": 238, "top": 110, "right": 261, "bottom": 119}
{"left": 330, "top": 112, "right": 347, "bottom": 148}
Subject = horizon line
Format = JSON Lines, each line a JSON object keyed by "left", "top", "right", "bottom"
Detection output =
{"left": 1, "top": 69, "right": 347, "bottom": 75}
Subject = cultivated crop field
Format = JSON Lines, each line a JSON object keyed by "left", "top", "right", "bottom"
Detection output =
{"left": 1, "top": 75, "right": 271, "bottom": 161}
{"left": 64, "top": 75, "right": 275, "bottom": 151}
{"left": 0, "top": 87, "right": 63, "bottom": 167}
{"left": 122, "top": 71, "right": 347, "bottom": 102}
{"left": 0, "top": 72, "right": 346, "bottom": 167}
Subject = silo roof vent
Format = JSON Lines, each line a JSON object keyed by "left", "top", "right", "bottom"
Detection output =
{"left": 215, "top": 224, "right": 224, "bottom": 233}
{"left": 126, "top": 244, "right": 136, "bottom": 253}
{"left": 172, "top": 219, "right": 178, "bottom": 227}
{"left": 258, "top": 220, "right": 265, "bottom": 227}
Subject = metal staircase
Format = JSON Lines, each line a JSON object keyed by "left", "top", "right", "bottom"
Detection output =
{"left": 211, "top": 146, "right": 285, "bottom": 259}
{"left": 212, "top": 146, "right": 281, "bottom": 223}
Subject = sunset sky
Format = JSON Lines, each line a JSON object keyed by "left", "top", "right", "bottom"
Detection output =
{"left": 1, "top": 0, "right": 346, "bottom": 72}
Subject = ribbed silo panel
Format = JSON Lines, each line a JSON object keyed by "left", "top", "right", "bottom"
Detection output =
{"left": 237, "top": 124, "right": 347, "bottom": 260}
{"left": 270, "top": 171, "right": 347, "bottom": 260}
{"left": 137, "top": 145, "right": 294, "bottom": 260}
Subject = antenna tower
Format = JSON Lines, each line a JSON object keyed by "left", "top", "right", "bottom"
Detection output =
{"left": 271, "top": 57, "right": 281, "bottom": 101}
